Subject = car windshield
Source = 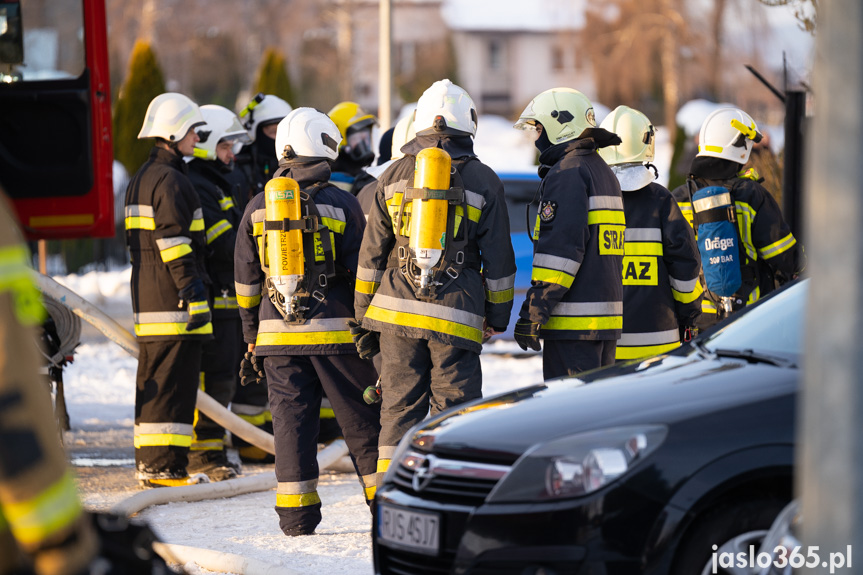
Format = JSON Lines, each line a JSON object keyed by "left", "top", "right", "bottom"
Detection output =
{"left": 701, "top": 279, "right": 807, "bottom": 360}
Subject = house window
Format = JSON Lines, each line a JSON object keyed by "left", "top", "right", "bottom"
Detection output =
{"left": 488, "top": 39, "right": 502, "bottom": 70}
{"left": 552, "top": 45, "right": 565, "bottom": 71}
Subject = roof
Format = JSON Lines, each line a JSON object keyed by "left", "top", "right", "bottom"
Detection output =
{"left": 442, "top": 0, "right": 587, "bottom": 32}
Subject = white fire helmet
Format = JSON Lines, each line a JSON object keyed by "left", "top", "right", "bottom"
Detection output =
{"left": 598, "top": 105, "right": 655, "bottom": 166}
{"left": 414, "top": 79, "right": 478, "bottom": 137}
{"left": 274, "top": 107, "right": 341, "bottom": 162}
{"left": 514, "top": 87, "right": 596, "bottom": 145}
{"left": 697, "top": 107, "right": 763, "bottom": 165}
{"left": 138, "top": 92, "right": 205, "bottom": 141}
{"left": 239, "top": 94, "right": 293, "bottom": 141}
{"left": 193, "top": 105, "right": 252, "bottom": 161}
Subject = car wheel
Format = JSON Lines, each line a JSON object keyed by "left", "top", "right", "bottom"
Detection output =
{"left": 671, "top": 499, "right": 788, "bottom": 575}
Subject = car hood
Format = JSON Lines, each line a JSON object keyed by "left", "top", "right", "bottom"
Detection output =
{"left": 411, "top": 350, "right": 797, "bottom": 463}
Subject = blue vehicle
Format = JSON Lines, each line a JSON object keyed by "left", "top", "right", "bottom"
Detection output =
{"left": 494, "top": 170, "right": 541, "bottom": 340}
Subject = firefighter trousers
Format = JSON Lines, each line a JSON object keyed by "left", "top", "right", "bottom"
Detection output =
{"left": 376, "top": 333, "right": 482, "bottom": 485}
{"left": 263, "top": 354, "right": 380, "bottom": 535}
{"left": 193, "top": 318, "right": 239, "bottom": 454}
{"left": 135, "top": 340, "right": 202, "bottom": 478}
{"left": 542, "top": 339, "right": 616, "bottom": 381}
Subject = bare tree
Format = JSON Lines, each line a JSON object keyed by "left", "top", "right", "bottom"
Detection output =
{"left": 758, "top": 0, "right": 817, "bottom": 34}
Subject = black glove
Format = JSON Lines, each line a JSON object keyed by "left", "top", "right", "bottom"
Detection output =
{"left": 239, "top": 351, "right": 266, "bottom": 386}
{"left": 178, "top": 279, "right": 206, "bottom": 303}
{"left": 348, "top": 319, "right": 380, "bottom": 359}
{"left": 84, "top": 512, "right": 173, "bottom": 575}
{"left": 179, "top": 279, "right": 210, "bottom": 332}
{"left": 679, "top": 324, "right": 698, "bottom": 343}
{"left": 514, "top": 318, "right": 542, "bottom": 352}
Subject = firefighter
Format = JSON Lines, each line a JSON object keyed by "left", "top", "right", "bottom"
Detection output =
{"left": 356, "top": 112, "right": 417, "bottom": 218}
{"left": 185, "top": 105, "right": 252, "bottom": 480}
{"left": 236, "top": 94, "right": 293, "bottom": 199}
{"left": 671, "top": 107, "right": 804, "bottom": 328}
{"left": 512, "top": 87, "right": 624, "bottom": 380}
{"left": 597, "top": 106, "right": 702, "bottom": 359}
{"left": 327, "top": 101, "right": 378, "bottom": 196}
{"left": 234, "top": 108, "right": 380, "bottom": 536}
{"left": 125, "top": 92, "right": 213, "bottom": 488}
{"left": 352, "top": 79, "right": 516, "bottom": 484}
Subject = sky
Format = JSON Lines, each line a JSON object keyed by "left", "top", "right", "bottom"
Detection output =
{"left": 57, "top": 268, "right": 542, "bottom": 575}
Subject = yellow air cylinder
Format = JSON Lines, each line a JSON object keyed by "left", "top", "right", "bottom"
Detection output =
{"left": 409, "top": 147, "right": 451, "bottom": 290}
{"left": 265, "top": 177, "right": 303, "bottom": 301}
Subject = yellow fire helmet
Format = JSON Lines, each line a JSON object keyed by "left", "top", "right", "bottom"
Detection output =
{"left": 598, "top": 105, "right": 655, "bottom": 166}
{"left": 514, "top": 87, "right": 596, "bottom": 145}
{"left": 327, "top": 101, "right": 378, "bottom": 148}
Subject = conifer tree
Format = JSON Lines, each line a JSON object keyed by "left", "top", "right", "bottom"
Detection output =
{"left": 113, "top": 40, "right": 166, "bottom": 174}
{"left": 252, "top": 48, "right": 296, "bottom": 105}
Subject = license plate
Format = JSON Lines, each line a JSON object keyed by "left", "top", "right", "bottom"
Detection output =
{"left": 377, "top": 502, "right": 441, "bottom": 555}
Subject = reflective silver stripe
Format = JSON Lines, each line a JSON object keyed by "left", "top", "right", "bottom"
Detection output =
{"left": 378, "top": 445, "right": 399, "bottom": 460}
{"left": 277, "top": 479, "right": 318, "bottom": 494}
{"left": 258, "top": 318, "right": 351, "bottom": 333}
{"left": 384, "top": 180, "right": 408, "bottom": 200}
{"left": 668, "top": 275, "right": 700, "bottom": 293}
{"left": 361, "top": 473, "right": 377, "bottom": 488}
{"left": 692, "top": 193, "right": 732, "bottom": 213}
{"left": 235, "top": 282, "right": 262, "bottom": 297}
{"left": 321, "top": 398, "right": 332, "bottom": 410}
{"left": 125, "top": 204, "right": 154, "bottom": 218}
{"left": 465, "top": 189, "right": 486, "bottom": 210}
{"left": 533, "top": 253, "right": 580, "bottom": 275}
{"left": 154, "top": 236, "right": 191, "bottom": 251}
{"left": 370, "top": 293, "right": 484, "bottom": 329}
{"left": 550, "top": 301, "right": 623, "bottom": 316}
{"left": 617, "top": 328, "right": 680, "bottom": 347}
{"left": 192, "top": 208, "right": 203, "bottom": 220}
{"left": 231, "top": 403, "right": 267, "bottom": 416}
{"left": 135, "top": 422, "right": 194, "bottom": 435}
{"left": 625, "top": 228, "right": 661, "bottom": 242}
{"left": 251, "top": 209, "right": 266, "bottom": 223}
{"left": 485, "top": 273, "right": 516, "bottom": 291}
{"left": 356, "top": 266, "right": 384, "bottom": 283}
{"left": 589, "top": 195, "right": 624, "bottom": 210}
{"left": 317, "top": 204, "right": 346, "bottom": 222}
{"left": 135, "top": 311, "right": 188, "bottom": 323}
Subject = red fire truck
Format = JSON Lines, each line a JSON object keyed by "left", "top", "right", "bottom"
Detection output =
{"left": 0, "top": 0, "right": 113, "bottom": 240}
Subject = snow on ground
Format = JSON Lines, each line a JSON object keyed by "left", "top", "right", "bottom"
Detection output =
{"left": 58, "top": 268, "right": 542, "bottom": 574}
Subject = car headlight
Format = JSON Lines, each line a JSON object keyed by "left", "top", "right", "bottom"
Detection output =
{"left": 486, "top": 425, "right": 667, "bottom": 503}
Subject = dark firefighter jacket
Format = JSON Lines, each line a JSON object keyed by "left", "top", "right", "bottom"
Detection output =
{"left": 521, "top": 138, "right": 624, "bottom": 341}
{"left": 125, "top": 147, "right": 212, "bottom": 341}
{"left": 187, "top": 158, "right": 244, "bottom": 320}
{"left": 354, "top": 134, "right": 517, "bottom": 354}
{"left": 234, "top": 160, "right": 365, "bottom": 356}
{"left": 671, "top": 171, "right": 804, "bottom": 318}
{"left": 617, "top": 181, "right": 702, "bottom": 360}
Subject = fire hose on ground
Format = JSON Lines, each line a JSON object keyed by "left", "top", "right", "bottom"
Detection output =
{"left": 37, "top": 273, "right": 354, "bottom": 575}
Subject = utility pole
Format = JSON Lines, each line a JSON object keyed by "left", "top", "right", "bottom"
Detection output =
{"left": 800, "top": 1, "right": 863, "bottom": 573}
{"left": 378, "top": 0, "right": 393, "bottom": 130}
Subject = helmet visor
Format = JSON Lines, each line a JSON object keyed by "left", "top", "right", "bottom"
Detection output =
{"left": 514, "top": 119, "right": 542, "bottom": 142}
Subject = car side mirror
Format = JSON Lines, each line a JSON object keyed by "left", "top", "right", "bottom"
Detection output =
{"left": 0, "top": 2, "right": 24, "bottom": 65}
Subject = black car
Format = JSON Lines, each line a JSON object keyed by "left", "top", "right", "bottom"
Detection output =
{"left": 374, "top": 279, "right": 806, "bottom": 575}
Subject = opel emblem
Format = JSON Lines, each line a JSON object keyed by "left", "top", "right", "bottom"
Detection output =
{"left": 412, "top": 454, "right": 436, "bottom": 492}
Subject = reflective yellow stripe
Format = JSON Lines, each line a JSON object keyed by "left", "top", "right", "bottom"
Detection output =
{"left": 735, "top": 202, "right": 757, "bottom": 260}
{"left": 236, "top": 413, "right": 267, "bottom": 426}
{"left": 485, "top": 287, "right": 514, "bottom": 304}
{"left": 466, "top": 205, "right": 481, "bottom": 223}
{"left": 256, "top": 330, "right": 353, "bottom": 346}
{"left": 365, "top": 305, "right": 483, "bottom": 343}
{"left": 320, "top": 407, "right": 335, "bottom": 419}
{"left": 276, "top": 492, "right": 321, "bottom": 508}
{"left": 125, "top": 216, "right": 155, "bottom": 230}
{"left": 615, "top": 341, "right": 680, "bottom": 360}
{"left": 747, "top": 286, "right": 760, "bottom": 304}
{"left": 190, "top": 218, "right": 205, "bottom": 232}
{"left": 672, "top": 281, "right": 703, "bottom": 304}
{"left": 531, "top": 267, "right": 575, "bottom": 289}
{"left": 206, "top": 220, "right": 232, "bottom": 244}
{"left": 377, "top": 459, "right": 391, "bottom": 473}
{"left": 188, "top": 301, "right": 209, "bottom": 315}
{"left": 134, "top": 434, "right": 192, "bottom": 448}
{"left": 0, "top": 245, "right": 45, "bottom": 326}
{"left": 214, "top": 296, "right": 239, "bottom": 310}
{"left": 252, "top": 222, "right": 264, "bottom": 236}
{"left": 355, "top": 279, "right": 379, "bottom": 296}
{"left": 700, "top": 144, "right": 723, "bottom": 154}
{"left": 160, "top": 243, "right": 193, "bottom": 262}
{"left": 624, "top": 242, "right": 663, "bottom": 256}
{"left": 320, "top": 217, "right": 345, "bottom": 235}
{"left": 544, "top": 315, "right": 622, "bottom": 331}
{"left": 4, "top": 471, "right": 82, "bottom": 546}
{"left": 702, "top": 300, "right": 717, "bottom": 313}
{"left": 237, "top": 294, "right": 262, "bottom": 308}
{"left": 587, "top": 210, "right": 626, "bottom": 225}
{"left": 219, "top": 197, "right": 235, "bottom": 211}
{"left": 134, "top": 322, "right": 213, "bottom": 336}
{"left": 364, "top": 485, "right": 377, "bottom": 501}
{"left": 678, "top": 203, "right": 694, "bottom": 228}
{"left": 190, "top": 439, "right": 224, "bottom": 452}
{"left": 759, "top": 232, "right": 797, "bottom": 260}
